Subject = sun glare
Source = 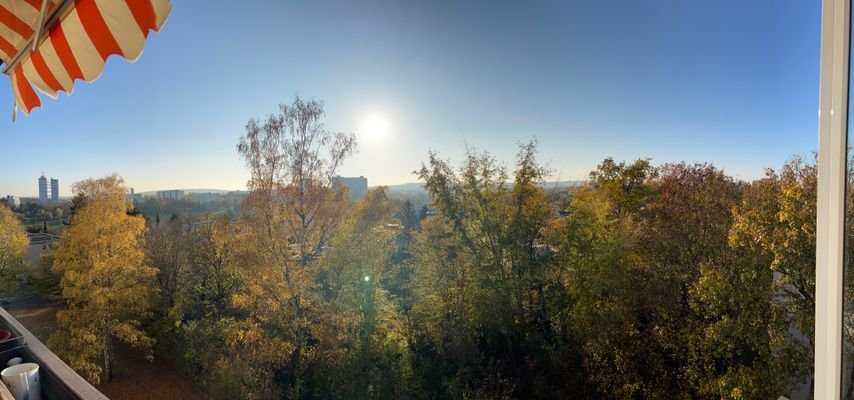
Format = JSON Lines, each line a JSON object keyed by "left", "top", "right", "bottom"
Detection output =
{"left": 359, "top": 114, "right": 390, "bottom": 144}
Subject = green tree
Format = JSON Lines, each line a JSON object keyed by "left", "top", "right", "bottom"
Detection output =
{"left": 185, "top": 215, "right": 246, "bottom": 318}
{"left": 413, "top": 141, "right": 577, "bottom": 398}
{"left": 167, "top": 215, "right": 248, "bottom": 396}
{"left": 689, "top": 245, "right": 808, "bottom": 398}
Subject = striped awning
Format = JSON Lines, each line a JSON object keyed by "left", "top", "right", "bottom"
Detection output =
{"left": 0, "top": 0, "right": 171, "bottom": 117}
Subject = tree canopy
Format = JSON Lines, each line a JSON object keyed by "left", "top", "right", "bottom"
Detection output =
{"left": 37, "top": 99, "right": 821, "bottom": 399}
{"left": 0, "top": 206, "right": 27, "bottom": 295}
{"left": 49, "top": 175, "right": 156, "bottom": 384}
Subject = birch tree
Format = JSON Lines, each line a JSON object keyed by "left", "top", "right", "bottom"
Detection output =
{"left": 233, "top": 96, "right": 356, "bottom": 398}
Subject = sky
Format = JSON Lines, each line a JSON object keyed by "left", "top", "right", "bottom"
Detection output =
{"left": 0, "top": 0, "right": 821, "bottom": 197}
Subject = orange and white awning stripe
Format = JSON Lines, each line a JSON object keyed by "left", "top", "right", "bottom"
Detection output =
{"left": 0, "top": 1, "right": 58, "bottom": 61}
{"left": 4, "top": 0, "right": 171, "bottom": 116}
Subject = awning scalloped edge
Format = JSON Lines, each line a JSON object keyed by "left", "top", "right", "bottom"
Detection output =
{"left": 9, "top": 0, "right": 172, "bottom": 118}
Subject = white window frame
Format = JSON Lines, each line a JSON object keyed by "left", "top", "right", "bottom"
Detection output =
{"left": 817, "top": 0, "right": 850, "bottom": 398}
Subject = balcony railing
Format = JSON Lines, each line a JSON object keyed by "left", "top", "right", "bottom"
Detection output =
{"left": 0, "top": 306, "right": 107, "bottom": 400}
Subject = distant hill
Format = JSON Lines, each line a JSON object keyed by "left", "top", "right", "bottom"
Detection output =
{"left": 537, "top": 180, "right": 584, "bottom": 189}
{"left": 377, "top": 180, "right": 583, "bottom": 207}
{"left": 138, "top": 188, "right": 238, "bottom": 195}
{"left": 378, "top": 183, "right": 429, "bottom": 207}
{"left": 378, "top": 181, "right": 582, "bottom": 192}
{"left": 381, "top": 182, "right": 424, "bottom": 192}
{"left": 133, "top": 180, "right": 581, "bottom": 200}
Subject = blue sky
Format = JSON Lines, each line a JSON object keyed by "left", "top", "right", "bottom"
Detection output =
{"left": 0, "top": 0, "right": 821, "bottom": 196}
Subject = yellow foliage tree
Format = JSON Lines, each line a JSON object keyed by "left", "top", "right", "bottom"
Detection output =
{"left": 233, "top": 97, "right": 356, "bottom": 398}
{"left": 48, "top": 175, "right": 157, "bottom": 384}
{"left": 0, "top": 206, "right": 28, "bottom": 295}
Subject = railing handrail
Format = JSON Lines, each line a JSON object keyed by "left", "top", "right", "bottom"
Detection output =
{"left": 0, "top": 306, "right": 108, "bottom": 399}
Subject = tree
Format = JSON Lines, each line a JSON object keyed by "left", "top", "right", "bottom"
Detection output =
{"left": 846, "top": 155, "right": 854, "bottom": 399}
{"left": 232, "top": 96, "right": 356, "bottom": 397}
{"left": 0, "top": 206, "right": 28, "bottom": 295}
{"left": 310, "top": 188, "right": 418, "bottom": 398}
{"left": 562, "top": 160, "right": 769, "bottom": 398}
{"left": 20, "top": 201, "right": 41, "bottom": 220}
{"left": 412, "top": 141, "right": 577, "bottom": 398}
{"left": 556, "top": 159, "right": 656, "bottom": 397}
{"left": 589, "top": 157, "right": 653, "bottom": 216}
{"left": 728, "top": 157, "right": 816, "bottom": 394}
{"left": 185, "top": 215, "right": 246, "bottom": 318}
{"left": 163, "top": 214, "right": 249, "bottom": 395}
{"left": 146, "top": 216, "right": 188, "bottom": 314}
{"left": 48, "top": 175, "right": 157, "bottom": 384}
{"left": 395, "top": 199, "right": 420, "bottom": 258}
{"left": 689, "top": 243, "right": 808, "bottom": 398}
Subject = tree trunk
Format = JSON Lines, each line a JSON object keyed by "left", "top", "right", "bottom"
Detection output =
{"left": 103, "top": 334, "right": 112, "bottom": 383}
{"left": 846, "top": 354, "right": 854, "bottom": 399}
{"left": 290, "top": 295, "right": 303, "bottom": 398}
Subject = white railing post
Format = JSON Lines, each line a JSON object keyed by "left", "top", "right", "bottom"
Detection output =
{"left": 817, "top": 0, "right": 850, "bottom": 398}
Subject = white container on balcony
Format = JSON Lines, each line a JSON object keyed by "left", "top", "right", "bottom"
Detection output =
{"left": 1, "top": 362, "right": 41, "bottom": 400}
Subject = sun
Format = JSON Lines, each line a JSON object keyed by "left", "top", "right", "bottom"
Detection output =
{"left": 359, "top": 114, "right": 390, "bottom": 144}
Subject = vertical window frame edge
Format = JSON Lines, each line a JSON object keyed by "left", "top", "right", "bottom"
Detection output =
{"left": 817, "top": 0, "right": 850, "bottom": 398}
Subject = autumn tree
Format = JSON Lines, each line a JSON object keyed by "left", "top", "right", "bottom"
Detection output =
{"left": 49, "top": 175, "right": 157, "bottom": 384}
{"left": 412, "top": 141, "right": 579, "bottom": 398}
{"left": 146, "top": 215, "right": 188, "bottom": 315}
{"left": 143, "top": 213, "right": 192, "bottom": 368}
{"left": 387, "top": 198, "right": 422, "bottom": 322}
{"left": 690, "top": 223, "right": 809, "bottom": 397}
{"left": 639, "top": 163, "right": 743, "bottom": 397}
{"left": 306, "top": 188, "right": 419, "bottom": 398}
{"left": 589, "top": 157, "right": 653, "bottom": 216}
{"left": 394, "top": 199, "right": 420, "bottom": 258}
{"left": 561, "top": 160, "right": 762, "bottom": 398}
{"left": 556, "top": 158, "right": 655, "bottom": 397}
{"left": 728, "top": 157, "right": 816, "bottom": 394}
{"left": 232, "top": 96, "right": 356, "bottom": 398}
{"left": 163, "top": 214, "right": 248, "bottom": 395}
{"left": 184, "top": 215, "right": 246, "bottom": 318}
{"left": 0, "top": 206, "right": 28, "bottom": 295}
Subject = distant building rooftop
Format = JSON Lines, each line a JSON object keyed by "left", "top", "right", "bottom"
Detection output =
{"left": 332, "top": 176, "right": 368, "bottom": 201}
